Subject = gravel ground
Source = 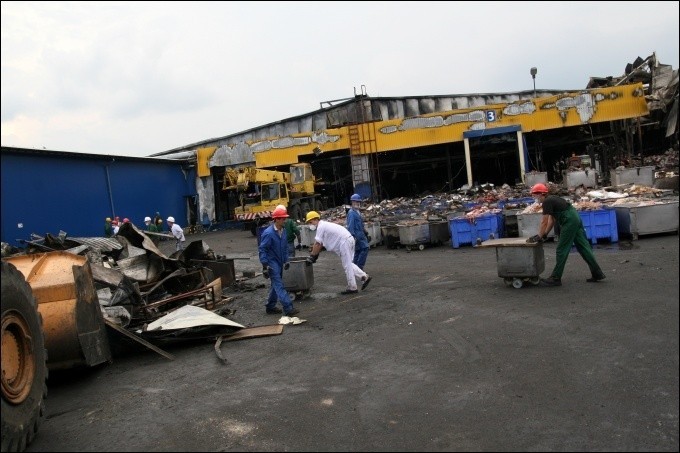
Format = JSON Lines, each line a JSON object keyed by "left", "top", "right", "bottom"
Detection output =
{"left": 27, "top": 227, "right": 679, "bottom": 452}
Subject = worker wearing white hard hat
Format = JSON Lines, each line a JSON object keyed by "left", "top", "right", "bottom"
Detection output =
{"left": 166, "top": 216, "right": 185, "bottom": 251}
{"left": 143, "top": 216, "right": 159, "bottom": 244}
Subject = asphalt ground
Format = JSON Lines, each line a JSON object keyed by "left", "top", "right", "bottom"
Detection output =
{"left": 27, "top": 228, "right": 679, "bottom": 452}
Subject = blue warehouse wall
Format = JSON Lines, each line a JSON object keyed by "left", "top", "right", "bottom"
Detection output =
{"left": 1, "top": 148, "right": 196, "bottom": 246}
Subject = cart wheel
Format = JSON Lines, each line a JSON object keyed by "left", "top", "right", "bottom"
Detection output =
{"left": 512, "top": 278, "right": 523, "bottom": 289}
{"left": 530, "top": 277, "right": 540, "bottom": 285}
{"left": 418, "top": 244, "right": 425, "bottom": 251}
{"left": 504, "top": 278, "right": 513, "bottom": 287}
{"left": 405, "top": 246, "right": 411, "bottom": 251}
{"left": 294, "top": 292, "right": 304, "bottom": 301}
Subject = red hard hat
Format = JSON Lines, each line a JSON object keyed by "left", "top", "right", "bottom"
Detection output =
{"left": 530, "top": 183, "right": 549, "bottom": 194}
{"left": 271, "top": 206, "right": 289, "bottom": 219}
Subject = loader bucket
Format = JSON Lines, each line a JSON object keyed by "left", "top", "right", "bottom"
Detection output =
{"left": 3, "top": 252, "right": 112, "bottom": 370}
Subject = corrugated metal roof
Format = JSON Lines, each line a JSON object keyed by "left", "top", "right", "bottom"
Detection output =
{"left": 0, "top": 146, "right": 188, "bottom": 163}
{"left": 68, "top": 237, "right": 124, "bottom": 253}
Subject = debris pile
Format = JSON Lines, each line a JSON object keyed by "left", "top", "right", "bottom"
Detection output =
{"left": 4, "top": 222, "right": 245, "bottom": 349}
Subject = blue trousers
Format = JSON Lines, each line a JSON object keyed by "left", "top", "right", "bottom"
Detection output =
{"left": 266, "top": 266, "right": 294, "bottom": 313}
{"left": 353, "top": 244, "right": 369, "bottom": 270}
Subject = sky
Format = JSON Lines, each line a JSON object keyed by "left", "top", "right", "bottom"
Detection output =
{"left": 1, "top": 1, "right": 678, "bottom": 158}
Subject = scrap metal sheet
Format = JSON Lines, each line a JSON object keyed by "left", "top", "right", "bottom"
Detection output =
{"left": 146, "top": 305, "right": 245, "bottom": 331}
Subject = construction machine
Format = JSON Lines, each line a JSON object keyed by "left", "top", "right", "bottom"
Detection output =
{"left": 222, "top": 163, "right": 326, "bottom": 233}
{"left": 1, "top": 252, "right": 111, "bottom": 452}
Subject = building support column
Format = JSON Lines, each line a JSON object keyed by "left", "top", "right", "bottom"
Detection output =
{"left": 464, "top": 138, "right": 473, "bottom": 187}
{"left": 517, "top": 130, "right": 527, "bottom": 184}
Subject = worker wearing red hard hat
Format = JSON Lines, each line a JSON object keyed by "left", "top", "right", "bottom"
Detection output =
{"left": 276, "top": 204, "right": 302, "bottom": 257}
{"left": 527, "top": 183, "right": 606, "bottom": 286}
{"left": 258, "top": 205, "right": 298, "bottom": 316}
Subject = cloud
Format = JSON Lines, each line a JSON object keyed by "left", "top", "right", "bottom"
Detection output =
{"left": 1, "top": 1, "right": 678, "bottom": 156}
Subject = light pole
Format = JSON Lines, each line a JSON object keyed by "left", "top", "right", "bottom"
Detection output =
{"left": 530, "top": 67, "right": 540, "bottom": 171}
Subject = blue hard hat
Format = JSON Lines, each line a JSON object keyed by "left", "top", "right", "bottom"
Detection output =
{"left": 350, "top": 194, "right": 362, "bottom": 202}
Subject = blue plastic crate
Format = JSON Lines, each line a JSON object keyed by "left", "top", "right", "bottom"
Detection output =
{"left": 578, "top": 208, "right": 618, "bottom": 244}
{"left": 449, "top": 213, "right": 504, "bottom": 248}
{"left": 463, "top": 201, "right": 482, "bottom": 210}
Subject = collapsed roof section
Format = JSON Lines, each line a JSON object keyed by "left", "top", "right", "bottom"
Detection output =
{"left": 587, "top": 52, "right": 678, "bottom": 137}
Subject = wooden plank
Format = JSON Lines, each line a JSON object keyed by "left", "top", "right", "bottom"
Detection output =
{"left": 220, "top": 324, "right": 284, "bottom": 342}
{"left": 214, "top": 324, "right": 285, "bottom": 365}
{"left": 479, "top": 238, "right": 539, "bottom": 248}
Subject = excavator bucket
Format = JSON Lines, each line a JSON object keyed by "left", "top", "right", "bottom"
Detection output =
{"left": 3, "top": 252, "right": 112, "bottom": 370}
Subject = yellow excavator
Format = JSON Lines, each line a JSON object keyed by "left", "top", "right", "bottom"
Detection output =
{"left": 223, "top": 163, "right": 326, "bottom": 232}
{"left": 1, "top": 252, "right": 111, "bottom": 452}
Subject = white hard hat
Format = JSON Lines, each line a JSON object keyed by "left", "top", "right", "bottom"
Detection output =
{"left": 167, "top": 216, "right": 175, "bottom": 223}
{"left": 144, "top": 216, "right": 151, "bottom": 222}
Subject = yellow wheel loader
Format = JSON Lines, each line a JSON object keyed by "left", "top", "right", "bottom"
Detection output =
{"left": 1, "top": 252, "right": 111, "bottom": 452}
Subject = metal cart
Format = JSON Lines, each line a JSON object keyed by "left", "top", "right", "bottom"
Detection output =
{"left": 282, "top": 256, "right": 314, "bottom": 299}
{"left": 480, "top": 238, "right": 545, "bottom": 289}
{"left": 396, "top": 222, "right": 430, "bottom": 251}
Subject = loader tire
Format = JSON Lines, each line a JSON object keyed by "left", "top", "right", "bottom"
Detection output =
{"left": 1, "top": 261, "right": 47, "bottom": 453}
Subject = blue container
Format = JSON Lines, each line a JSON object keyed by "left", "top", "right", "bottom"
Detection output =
{"left": 463, "top": 201, "right": 482, "bottom": 210}
{"left": 449, "top": 213, "right": 504, "bottom": 248}
{"left": 578, "top": 208, "right": 618, "bottom": 244}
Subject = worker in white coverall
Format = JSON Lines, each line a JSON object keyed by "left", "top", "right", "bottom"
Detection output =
{"left": 166, "top": 216, "right": 186, "bottom": 251}
{"left": 305, "top": 211, "right": 372, "bottom": 295}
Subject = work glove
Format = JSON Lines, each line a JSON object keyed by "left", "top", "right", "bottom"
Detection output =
{"left": 307, "top": 254, "right": 318, "bottom": 264}
{"left": 284, "top": 262, "right": 290, "bottom": 270}
{"left": 262, "top": 266, "right": 270, "bottom": 279}
{"left": 526, "top": 234, "right": 543, "bottom": 244}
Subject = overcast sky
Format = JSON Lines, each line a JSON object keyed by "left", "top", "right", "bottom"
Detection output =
{"left": 2, "top": 1, "right": 678, "bottom": 158}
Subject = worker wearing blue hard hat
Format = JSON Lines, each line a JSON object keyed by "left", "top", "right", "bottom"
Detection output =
{"left": 346, "top": 194, "right": 370, "bottom": 270}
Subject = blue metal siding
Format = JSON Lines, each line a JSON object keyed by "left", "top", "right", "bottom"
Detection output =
{"left": 1, "top": 151, "right": 194, "bottom": 246}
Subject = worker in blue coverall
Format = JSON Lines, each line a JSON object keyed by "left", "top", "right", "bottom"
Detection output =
{"left": 258, "top": 206, "right": 299, "bottom": 316}
{"left": 346, "top": 193, "right": 370, "bottom": 270}
{"left": 527, "top": 183, "right": 606, "bottom": 286}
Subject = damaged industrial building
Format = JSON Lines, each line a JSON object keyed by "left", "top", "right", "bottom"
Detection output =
{"left": 1, "top": 52, "right": 678, "bottom": 346}
{"left": 149, "top": 52, "right": 678, "bottom": 229}
{"left": 2, "top": 51, "right": 679, "bottom": 453}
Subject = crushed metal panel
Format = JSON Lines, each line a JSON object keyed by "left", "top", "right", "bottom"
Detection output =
{"left": 140, "top": 305, "right": 244, "bottom": 344}
{"left": 68, "top": 237, "right": 124, "bottom": 253}
{"left": 145, "top": 305, "right": 244, "bottom": 331}
{"left": 117, "top": 253, "right": 164, "bottom": 282}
